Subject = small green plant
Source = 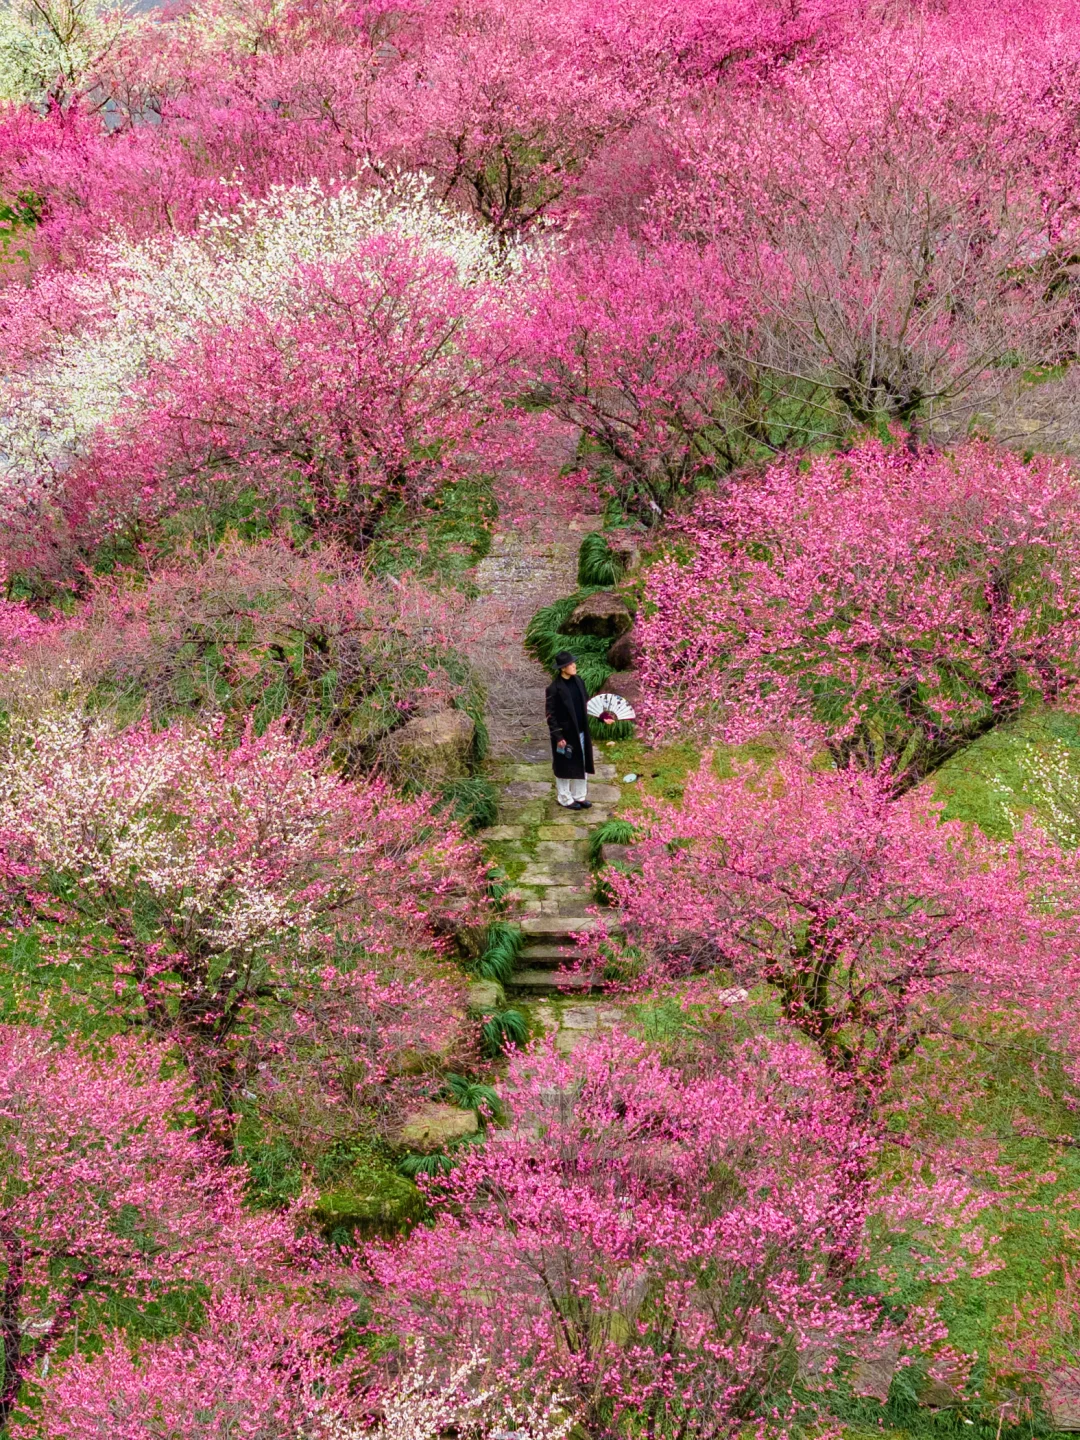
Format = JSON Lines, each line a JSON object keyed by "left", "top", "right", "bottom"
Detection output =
{"left": 577, "top": 531, "right": 623, "bottom": 587}
{"left": 444, "top": 1072, "right": 504, "bottom": 1123}
{"left": 483, "top": 864, "right": 512, "bottom": 907}
{"left": 481, "top": 1007, "right": 529, "bottom": 1056}
{"left": 587, "top": 816, "right": 639, "bottom": 867}
{"left": 474, "top": 921, "right": 523, "bottom": 983}
{"left": 0, "top": 189, "right": 42, "bottom": 266}
{"left": 397, "top": 1150, "right": 456, "bottom": 1178}
{"left": 437, "top": 775, "right": 499, "bottom": 832}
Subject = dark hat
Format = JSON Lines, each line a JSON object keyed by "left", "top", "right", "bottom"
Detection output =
{"left": 554, "top": 650, "right": 577, "bottom": 669}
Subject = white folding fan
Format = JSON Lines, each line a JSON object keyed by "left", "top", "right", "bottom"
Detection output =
{"left": 587, "top": 693, "right": 636, "bottom": 725}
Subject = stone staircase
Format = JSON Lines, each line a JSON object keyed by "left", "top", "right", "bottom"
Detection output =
{"left": 479, "top": 757, "right": 628, "bottom": 1051}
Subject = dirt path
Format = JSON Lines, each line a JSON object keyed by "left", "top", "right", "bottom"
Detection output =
{"left": 463, "top": 480, "right": 630, "bottom": 1051}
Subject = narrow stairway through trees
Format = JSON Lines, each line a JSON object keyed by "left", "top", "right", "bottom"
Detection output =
{"left": 465, "top": 485, "right": 630, "bottom": 1051}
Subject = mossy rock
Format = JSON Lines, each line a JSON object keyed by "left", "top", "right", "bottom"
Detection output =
{"left": 314, "top": 1158, "right": 425, "bottom": 1238}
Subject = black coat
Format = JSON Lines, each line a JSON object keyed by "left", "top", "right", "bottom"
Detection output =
{"left": 545, "top": 673, "right": 595, "bottom": 780}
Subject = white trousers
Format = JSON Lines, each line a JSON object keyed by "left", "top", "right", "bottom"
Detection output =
{"left": 555, "top": 731, "right": 589, "bottom": 806}
{"left": 556, "top": 775, "right": 588, "bottom": 806}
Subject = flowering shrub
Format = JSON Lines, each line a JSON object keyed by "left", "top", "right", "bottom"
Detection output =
{"left": 0, "top": 539, "right": 483, "bottom": 769}
{"left": 0, "top": 713, "right": 487, "bottom": 1129}
{"left": 28, "top": 1290, "right": 355, "bottom": 1438}
{"left": 639, "top": 440, "right": 1080, "bottom": 788}
{"left": 0, "top": 1027, "right": 300, "bottom": 1429}
{"left": 598, "top": 752, "right": 1080, "bottom": 1096}
{"left": 371, "top": 1030, "right": 884, "bottom": 1438}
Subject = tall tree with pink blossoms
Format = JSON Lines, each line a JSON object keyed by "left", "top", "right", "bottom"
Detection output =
{"left": 50, "top": 233, "right": 505, "bottom": 566}
{"left": 598, "top": 753, "right": 1080, "bottom": 1098}
{"left": 652, "top": 12, "right": 1080, "bottom": 434}
{"left": 639, "top": 439, "right": 1080, "bottom": 789}
{"left": 0, "top": 714, "right": 488, "bottom": 1133}
{"left": 0, "top": 1027, "right": 306, "bottom": 1429}
{"left": 515, "top": 239, "right": 754, "bottom": 521}
{"left": 371, "top": 1030, "right": 897, "bottom": 1439}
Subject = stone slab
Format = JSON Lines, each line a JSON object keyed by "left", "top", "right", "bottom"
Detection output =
{"left": 509, "top": 969, "right": 597, "bottom": 994}
{"left": 520, "top": 915, "right": 601, "bottom": 935}
{"left": 479, "top": 825, "right": 525, "bottom": 841}
{"left": 520, "top": 944, "right": 578, "bottom": 960}
{"left": 501, "top": 781, "right": 552, "bottom": 800}
{"left": 584, "top": 784, "right": 621, "bottom": 804}
{"left": 535, "top": 840, "right": 587, "bottom": 862}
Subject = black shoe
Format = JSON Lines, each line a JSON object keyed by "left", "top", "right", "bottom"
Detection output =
{"left": 571, "top": 799, "right": 592, "bottom": 810}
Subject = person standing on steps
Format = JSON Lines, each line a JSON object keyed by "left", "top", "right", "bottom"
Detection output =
{"left": 545, "top": 651, "right": 594, "bottom": 810}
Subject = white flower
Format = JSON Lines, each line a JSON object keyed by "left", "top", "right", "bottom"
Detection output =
{"left": 0, "top": 172, "right": 507, "bottom": 500}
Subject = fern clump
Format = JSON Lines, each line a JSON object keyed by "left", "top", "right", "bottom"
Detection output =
{"left": 577, "top": 531, "right": 623, "bottom": 587}
{"left": 474, "top": 921, "right": 524, "bottom": 983}
{"left": 481, "top": 1007, "right": 529, "bottom": 1056}
{"left": 524, "top": 590, "right": 613, "bottom": 694}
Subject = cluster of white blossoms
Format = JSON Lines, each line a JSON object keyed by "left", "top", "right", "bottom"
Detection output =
{"left": 0, "top": 707, "right": 332, "bottom": 955}
{"left": 991, "top": 732, "right": 1080, "bottom": 849}
{"left": 0, "top": 0, "right": 142, "bottom": 105}
{"left": 0, "top": 172, "right": 507, "bottom": 488}
{"left": 323, "top": 1348, "right": 575, "bottom": 1440}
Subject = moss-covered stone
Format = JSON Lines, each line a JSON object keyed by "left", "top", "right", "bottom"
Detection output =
{"left": 396, "top": 1101, "right": 478, "bottom": 1152}
{"left": 314, "top": 1157, "right": 425, "bottom": 1238}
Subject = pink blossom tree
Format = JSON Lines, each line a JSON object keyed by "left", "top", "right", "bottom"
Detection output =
{"left": 370, "top": 1030, "right": 888, "bottom": 1438}
{"left": 639, "top": 439, "right": 1080, "bottom": 789}
{"left": 0, "top": 714, "right": 488, "bottom": 1133}
{"left": 598, "top": 753, "right": 1078, "bottom": 1099}
{"left": 652, "top": 10, "right": 1080, "bottom": 434}
{"left": 0, "top": 1027, "right": 302, "bottom": 1429}
{"left": 57, "top": 234, "right": 504, "bottom": 560}
{"left": 513, "top": 239, "right": 750, "bottom": 520}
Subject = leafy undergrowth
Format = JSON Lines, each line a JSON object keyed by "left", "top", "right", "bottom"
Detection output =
{"left": 369, "top": 473, "right": 497, "bottom": 594}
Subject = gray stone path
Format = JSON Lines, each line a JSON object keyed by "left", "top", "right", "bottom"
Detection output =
{"left": 463, "top": 484, "right": 629, "bottom": 1051}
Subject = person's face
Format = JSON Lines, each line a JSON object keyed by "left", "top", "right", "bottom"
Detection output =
{"left": 560, "top": 662, "right": 577, "bottom": 678}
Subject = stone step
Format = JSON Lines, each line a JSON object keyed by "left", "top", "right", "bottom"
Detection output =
{"left": 517, "top": 952, "right": 572, "bottom": 972}
{"left": 507, "top": 969, "right": 599, "bottom": 996}
{"left": 521, "top": 942, "right": 579, "bottom": 959}
{"left": 519, "top": 915, "right": 605, "bottom": 936}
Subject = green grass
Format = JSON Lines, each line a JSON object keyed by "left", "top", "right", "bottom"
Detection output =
{"left": 587, "top": 816, "right": 639, "bottom": 867}
{"left": 933, "top": 709, "right": 1080, "bottom": 840}
{"left": 436, "top": 775, "right": 499, "bottom": 832}
{"left": 481, "top": 1007, "right": 530, "bottom": 1055}
{"left": 473, "top": 921, "right": 525, "bottom": 984}
{"left": 592, "top": 735, "right": 703, "bottom": 808}
{"left": 577, "top": 531, "right": 624, "bottom": 587}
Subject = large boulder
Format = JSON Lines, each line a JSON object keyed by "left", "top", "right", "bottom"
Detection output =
{"left": 314, "top": 1163, "right": 423, "bottom": 1237}
{"left": 564, "top": 591, "right": 633, "bottom": 639}
{"left": 388, "top": 708, "right": 474, "bottom": 782}
{"left": 605, "top": 529, "right": 644, "bottom": 575}
{"left": 396, "top": 1102, "right": 478, "bottom": 1153}
{"left": 607, "top": 627, "right": 639, "bottom": 671}
{"left": 603, "top": 671, "right": 643, "bottom": 709}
